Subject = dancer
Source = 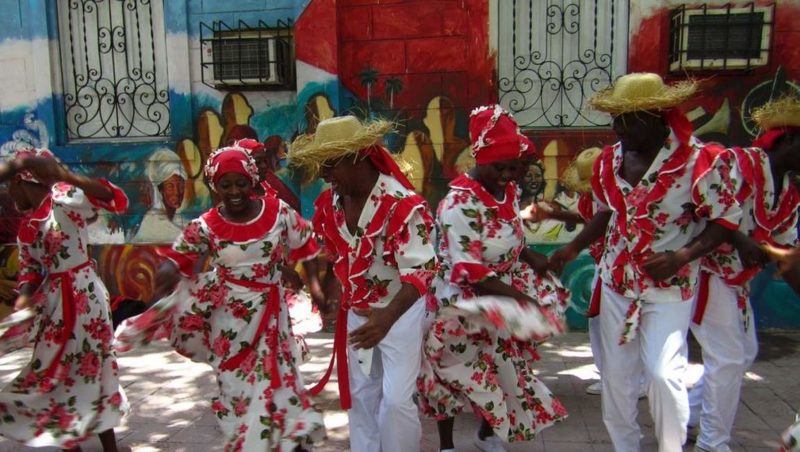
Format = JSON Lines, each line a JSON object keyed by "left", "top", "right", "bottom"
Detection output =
{"left": 115, "top": 146, "right": 324, "bottom": 451}
{"left": 417, "top": 105, "right": 566, "bottom": 452}
{"left": 0, "top": 148, "right": 129, "bottom": 451}
{"left": 549, "top": 73, "right": 741, "bottom": 451}
{"left": 688, "top": 95, "right": 800, "bottom": 452}
{"left": 290, "top": 115, "right": 438, "bottom": 452}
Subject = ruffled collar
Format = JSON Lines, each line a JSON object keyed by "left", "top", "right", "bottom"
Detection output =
{"left": 450, "top": 174, "right": 517, "bottom": 221}
{"left": 17, "top": 194, "right": 53, "bottom": 244}
{"left": 201, "top": 197, "right": 280, "bottom": 243}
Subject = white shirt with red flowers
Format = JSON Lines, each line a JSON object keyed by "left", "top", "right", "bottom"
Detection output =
{"left": 312, "top": 173, "right": 437, "bottom": 310}
{"left": 592, "top": 131, "right": 742, "bottom": 304}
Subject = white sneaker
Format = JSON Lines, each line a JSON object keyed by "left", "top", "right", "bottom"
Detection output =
{"left": 586, "top": 381, "right": 602, "bottom": 395}
{"left": 474, "top": 431, "right": 507, "bottom": 452}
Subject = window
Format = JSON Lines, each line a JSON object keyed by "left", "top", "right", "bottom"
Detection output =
{"left": 497, "top": 0, "right": 629, "bottom": 128}
{"left": 669, "top": 3, "right": 773, "bottom": 72}
{"left": 56, "top": 0, "right": 171, "bottom": 141}
{"left": 200, "top": 20, "right": 295, "bottom": 90}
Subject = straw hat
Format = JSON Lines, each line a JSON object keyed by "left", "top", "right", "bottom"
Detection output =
{"left": 289, "top": 115, "right": 393, "bottom": 180}
{"left": 561, "top": 147, "right": 602, "bottom": 193}
{"left": 590, "top": 73, "right": 698, "bottom": 115}
{"left": 751, "top": 94, "right": 800, "bottom": 131}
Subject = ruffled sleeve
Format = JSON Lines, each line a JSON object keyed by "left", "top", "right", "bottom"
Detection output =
{"left": 50, "top": 180, "right": 129, "bottom": 225}
{"left": 441, "top": 191, "right": 496, "bottom": 285}
{"left": 282, "top": 200, "right": 320, "bottom": 264}
{"left": 386, "top": 197, "right": 437, "bottom": 296}
{"left": 157, "top": 218, "right": 210, "bottom": 278}
{"left": 691, "top": 145, "right": 742, "bottom": 231}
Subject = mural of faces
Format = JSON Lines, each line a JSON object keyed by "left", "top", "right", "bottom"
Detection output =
{"left": 158, "top": 174, "right": 185, "bottom": 211}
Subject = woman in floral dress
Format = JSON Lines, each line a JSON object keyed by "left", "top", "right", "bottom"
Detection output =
{"left": 417, "top": 106, "right": 566, "bottom": 452}
{"left": 0, "top": 148, "right": 129, "bottom": 451}
{"left": 115, "top": 146, "right": 325, "bottom": 451}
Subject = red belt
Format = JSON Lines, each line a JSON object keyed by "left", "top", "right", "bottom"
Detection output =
{"left": 217, "top": 277, "right": 282, "bottom": 390}
{"left": 45, "top": 260, "right": 93, "bottom": 379}
{"left": 310, "top": 301, "right": 355, "bottom": 410}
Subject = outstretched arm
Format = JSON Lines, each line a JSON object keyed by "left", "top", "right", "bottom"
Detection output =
{"left": 549, "top": 210, "right": 611, "bottom": 273}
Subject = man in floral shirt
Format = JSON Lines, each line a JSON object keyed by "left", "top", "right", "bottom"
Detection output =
{"left": 550, "top": 73, "right": 742, "bottom": 452}
{"left": 688, "top": 95, "right": 800, "bottom": 452}
{"left": 290, "top": 116, "right": 437, "bottom": 452}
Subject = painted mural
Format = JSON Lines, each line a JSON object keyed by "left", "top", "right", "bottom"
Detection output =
{"left": 1, "top": 0, "right": 799, "bottom": 328}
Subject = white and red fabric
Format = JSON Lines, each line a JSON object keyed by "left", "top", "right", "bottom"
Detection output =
{"left": 12, "top": 147, "right": 56, "bottom": 185}
{"left": 417, "top": 174, "right": 566, "bottom": 443}
{"left": 591, "top": 119, "right": 742, "bottom": 452}
{"left": 599, "top": 283, "right": 694, "bottom": 452}
{"left": 690, "top": 146, "right": 799, "bottom": 452}
{"left": 0, "top": 181, "right": 129, "bottom": 448}
{"left": 591, "top": 126, "right": 741, "bottom": 343}
{"left": 114, "top": 197, "right": 325, "bottom": 451}
{"left": 310, "top": 173, "right": 437, "bottom": 451}
{"left": 468, "top": 105, "right": 525, "bottom": 165}
{"left": 204, "top": 146, "right": 259, "bottom": 191}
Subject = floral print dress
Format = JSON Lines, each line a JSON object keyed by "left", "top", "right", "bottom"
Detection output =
{"left": 417, "top": 174, "right": 566, "bottom": 442}
{"left": 115, "top": 197, "right": 325, "bottom": 451}
{"left": 0, "top": 181, "right": 129, "bottom": 448}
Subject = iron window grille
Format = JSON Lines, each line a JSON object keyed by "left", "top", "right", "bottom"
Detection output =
{"left": 56, "top": 0, "right": 171, "bottom": 141}
{"left": 669, "top": 3, "right": 774, "bottom": 72}
{"left": 497, "top": 0, "right": 629, "bottom": 128}
{"left": 200, "top": 19, "right": 295, "bottom": 91}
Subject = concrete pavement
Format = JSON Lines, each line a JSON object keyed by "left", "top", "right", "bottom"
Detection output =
{"left": 0, "top": 331, "right": 797, "bottom": 451}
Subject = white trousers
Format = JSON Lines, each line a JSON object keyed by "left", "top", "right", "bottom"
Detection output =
{"left": 589, "top": 272, "right": 604, "bottom": 374}
{"left": 599, "top": 284, "right": 693, "bottom": 452}
{"left": 688, "top": 275, "right": 758, "bottom": 452}
{"left": 347, "top": 299, "right": 425, "bottom": 452}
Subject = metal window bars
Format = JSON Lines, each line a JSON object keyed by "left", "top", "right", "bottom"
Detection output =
{"left": 668, "top": 2, "right": 774, "bottom": 73}
{"left": 58, "top": 0, "right": 171, "bottom": 141}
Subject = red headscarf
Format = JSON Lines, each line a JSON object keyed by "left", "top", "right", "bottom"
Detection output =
{"left": 520, "top": 134, "right": 537, "bottom": 159}
{"left": 204, "top": 146, "right": 259, "bottom": 191}
{"left": 361, "top": 145, "right": 416, "bottom": 191}
{"left": 753, "top": 127, "right": 800, "bottom": 150}
{"left": 235, "top": 138, "right": 266, "bottom": 155}
{"left": 469, "top": 105, "right": 524, "bottom": 165}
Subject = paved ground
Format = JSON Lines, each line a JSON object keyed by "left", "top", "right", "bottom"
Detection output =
{"left": 0, "top": 331, "right": 797, "bottom": 451}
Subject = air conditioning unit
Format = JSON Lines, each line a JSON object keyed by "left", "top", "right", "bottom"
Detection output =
{"left": 669, "top": 4, "right": 773, "bottom": 72}
{"left": 200, "top": 20, "right": 295, "bottom": 90}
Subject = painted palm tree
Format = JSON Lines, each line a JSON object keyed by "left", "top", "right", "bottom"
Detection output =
{"left": 385, "top": 77, "right": 404, "bottom": 109}
{"left": 360, "top": 67, "right": 379, "bottom": 109}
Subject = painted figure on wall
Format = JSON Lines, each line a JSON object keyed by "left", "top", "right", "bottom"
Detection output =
{"left": 132, "top": 148, "right": 189, "bottom": 243}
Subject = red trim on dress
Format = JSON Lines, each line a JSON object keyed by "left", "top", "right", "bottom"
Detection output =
{"left": 287, "top": 237, "right": 320, "bottom": 265}
{"left": 157, "top": 248, "right": 198, "bottom": 278}
{"left": 86, "top": 179, "right": 129, "bottom": 214}
{"left": 17, "top": 195, "right": 53, "bottom": 245}
{"left": 201, "top": 198, "right": 280, "bottom": 243}
{"left": 451, "top": 262, "right": 495, "bottom": 285}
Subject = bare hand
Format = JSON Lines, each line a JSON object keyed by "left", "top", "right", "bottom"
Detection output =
{"left": 736, "top": 236, "right": 769, "bottom": 269}
{"left": 22, "top": 157, "right": 68, "bottom": 185}
{"left": 348, "top": 306, "right": 396, "bottom": 349}
{"left": 548, "top": 244, "right": 579, "bottom": 274}
{"left": 153, "top": 261, "right": 181, "bottom": 300}
{"left": 642, "top": 251, "right": 687, "bottom": 281}
{"left": 14, "top": 295, "right": 31, "bottom": 311}
{"left": 763, "top": 244, "right": 800, "bottom": 276}
{"left": 280, "top": 266, "right": 303, "bottom": 291}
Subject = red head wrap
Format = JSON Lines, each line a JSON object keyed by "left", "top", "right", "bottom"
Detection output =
{"left": 752, "top": 127, "right": 800, "bottom": 151}
{"left": 235, "top": 138, "right": 266, "bottom": 155}
{"left": 204, "top": 146, "right": 259, "bottom": 191}
{"left": 469, "top": 105, "right": 524, "bottom": 165}
{"left": 14, "top": 148, "right": 56, "bottom": 185}
{"left": 520, "top": 134, "right": 537, "bottom": 159}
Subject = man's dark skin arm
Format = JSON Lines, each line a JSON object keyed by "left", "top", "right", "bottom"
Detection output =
{"left": 548, "top": 211, "right": 611, "bottom": 273}
{"left": 520, "top": 248, "right": 549, "bottom": 274}
{"left": 643, "top": 222, "right": 734, "bottom": 280}
{"left": 731, "top": 231, "right": 770, "bottom": 268}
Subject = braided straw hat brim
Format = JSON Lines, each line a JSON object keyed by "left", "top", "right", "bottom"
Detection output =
{"left": 560, "top": 163, "right": 592, "bottom": 193}
{"left": 590, "top": 79, "right": 698, "bottom": 115}
{"left": 751, "top": 95, "right": 800, "bottom": 131}
{"left": 289, "top": 119, "right": 393, "bottom": 181}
